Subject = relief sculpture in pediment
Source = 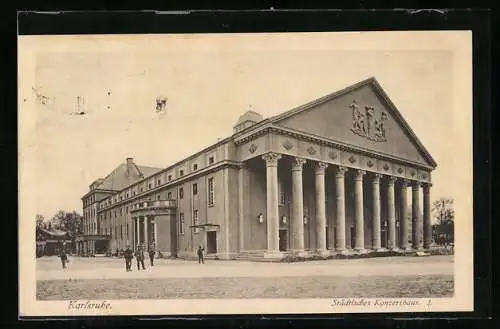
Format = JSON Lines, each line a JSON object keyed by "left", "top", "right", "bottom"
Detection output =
{"left": 350, "top": 100, "right": 388, "bottom": 142}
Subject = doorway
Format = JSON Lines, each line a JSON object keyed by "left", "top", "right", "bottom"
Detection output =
{"left": 279, "top": 229, "right": 288, "bottom": 251}
{"left": 207, "top": 231, "right": 217, "bottom": 254}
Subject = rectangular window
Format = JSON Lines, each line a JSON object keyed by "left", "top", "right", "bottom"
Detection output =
{"left": 148, "top": 183, "right": 152, "bottom": 189}
{"left": 208, "top": 156, "right": 215, "bottom": 165}
{"left": 140, "top": 188, "right": 143, "bottom": 192}
{"left": 193, "top": 209, "right": 199, "bottom": 233}
{"left": 208, "top": 177, "right": 215, "bottom": 206}
{"left": 125, "top": 206, "right": 128, "bottom": 213}
{"left": 126, "top": 224, "right": 129, "bottom": 238}
{"left": 157, "top": 179, "right": 161, "bottom": 185}
{"left": 157, "top": 195, "right": 161, "bottom": 200}
{"left": 278, "top": 179, "right": 285, "bottom": 205}
{"left": 120, "top": 225, "right": 123, "bottom": 239}
{"left": 193, "top": 164, "right": 198, "bottom": 171}
{"left": 179, "top": 187, "right": 184, "bottom": 199}
{"left": 167, "top": 192, "right": 172, "bottom": 199}
{"left": 168, "top": 175, "right": 172, "bottom": 181}
{"left": 133, "top": 191, "right": 136, "bottom": 196}
{"left": 114, "top": 210, "right": 117, "bottom": 218}
{"left": 120, "top": 208, "right": 123, "bottom": 216}
{"left": 126, "top": 193, "right": 129, "bottom": 198}
{"left": 179, "top": 212, "right": 185, "bottom": 235}
{"left": 180, "top": 169, "right": 184, "bottom": 176}
{"left": 193, "top": 183, "right": 198, "bottom": 195}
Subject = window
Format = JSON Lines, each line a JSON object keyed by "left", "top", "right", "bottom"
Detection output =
{"left": 148, "top": 183, "right": 152, "bottom": 189}
{"left": 120, "top": 208, "right": 123, "bottom": 216}
{"left": 193, "top": 183, "right": 198, "bottom": 195}
{"left": 120, "top": 196, "right": 123, "bottom": 201}
{"left": 126, "top": 224, "right": 129, "bottom": 238}
{"left": 114, "top": 210, "right": 117, "bottom": 218}
{"left": 208, "top": 177, "right": 215, "bottom": 206}
{"left": 278, "top": 179, "right": 285, "bottom": 205}
{"left": 167, "top": 192, "right": 172, "bottom": 199}
{"left": 179, "top": 213, "right": 185, "bottom": 235}
{"left": 157, "top": 195, "right": 161, "bottom": 200}
{"left": 126, "top": 193, "right": 129, "bottom": 198}
{"left": 168, "top": 175, "right": 172, "bottom": 181}
{"left": 180, "top": 169, "right": 184, "bottom": 176}
{"left": 125, "top": 206, "right": 128, "bottom": 212}
{"left": 193, "top": 210, "right": 199, "bottom": 233}
{"left": 208, "top": 156, "right": 215, "bottom": 165}
{"left": 157, "top": 179, "right": 161, "bottom": 185}
{"left": 140, "top": 188, "right": 143, "bottom": 192}
{"left": 133, "top": 191, "right": 136, "bottom": 196}
{"left": 193, "top": 164, "right": 198, "bottom": 171}
{"left": 179, "top": 187, "right": 184, "bottom": 199}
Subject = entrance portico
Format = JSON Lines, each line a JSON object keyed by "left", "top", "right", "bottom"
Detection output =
{"left": 244, "top": 151, "right": 433, "bottom": 258}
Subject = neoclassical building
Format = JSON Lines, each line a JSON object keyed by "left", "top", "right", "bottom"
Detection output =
{"left": 77, "top": 77, "right": 436, "bottom": 260}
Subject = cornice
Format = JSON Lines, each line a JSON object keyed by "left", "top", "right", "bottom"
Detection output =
{"left": 97, "top": 160, "right": 241, "bottom": 213}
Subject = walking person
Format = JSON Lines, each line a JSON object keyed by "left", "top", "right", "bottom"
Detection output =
{"left": 148, "top": 242, "right": 156, "bottom": 267}
{"left": 197, "top": 245, "right": 205, "bottom": 264}
{"left": 124, "top": 245, "right": 133, "bottom": 272}
{"left": 135, "top": 244, "right": 146, "bottom": 270}
{"left": 59, "top": 243, "right": 68, "bottom": 269}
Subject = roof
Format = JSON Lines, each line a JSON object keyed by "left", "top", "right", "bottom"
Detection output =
{"left": 235, "top": 110, "right": 264, "bottom": 126}
{"left": 95, "top": 162, "right": 162, "bottom": 192}
{"left": 238, "top": 77, "right": 437, "bottom": 168}
{"left": 38, "top": 227, "right": 69, "bottom": 237}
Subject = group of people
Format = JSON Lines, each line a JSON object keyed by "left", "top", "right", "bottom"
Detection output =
{"left": 123, "top": 243, "right": 156, "bottom": 272}
{"left": 123, "top": 244, "right": 206, "bottom": 271}
{"left": 57, "top": 241, "right": 206, "bottom": 271}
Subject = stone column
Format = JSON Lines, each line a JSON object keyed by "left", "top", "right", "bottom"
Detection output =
{"left": 412, "top": 181, "right": 422, "bottom": 250}
{"left": 354, "top": 170, "right": 366, "bottom": 251}
{"left": 153, "top": 218, "right": 158, "bottom": 247}
{"left": 262, "top": 152, "right": 282, "bottom": 258}
{"left": 315, "top": 162, "right": 329, "bottom": 256}
{"left": 372, "top": 174, "right": 382, "bottom": 250}
{"left": 399, "top": 179, "right": 409, "bottom": 250}
{"left": 335, "top": 166, "right": 348, "bottom": 252}
{"left": 144, "top": 216, "right": 149, "bottom": 247}
{"left": 291, "top": 157, "right": 307, "bottom": 256}
{"left": 238, "top": 164, "right": 247, "bottom": 252}
{"left": 387, "top": 176, "right": 397, "bottom": 250}
{"left": 135, "top": 217, "right": 140, "bottom": 248}
{"left": 423, "top": 183, "right": 432, "bottom": 249}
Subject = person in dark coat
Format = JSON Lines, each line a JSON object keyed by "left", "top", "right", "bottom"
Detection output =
{"left": 124, "top": 245, "right": 133, "bottom": 272}
{"left": 148, "top": 242, "right": 156, "bottom": 267}
{"left": 59, "top": 243, "right": 68, "bottom": 269}
{"left": 197, "top": 245, "right": 205, "bottom": 264}
{"left": 135, "top": 244, "right": 146, "bottom": 270}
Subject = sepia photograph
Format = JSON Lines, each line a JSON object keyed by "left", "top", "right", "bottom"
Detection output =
{"left": 18, "top": 30, "right": 473, "bottom": 316}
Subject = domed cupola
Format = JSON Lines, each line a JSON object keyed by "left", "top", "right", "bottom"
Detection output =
{"left": 233, "top": 106, "right": 264, "bottom": 134}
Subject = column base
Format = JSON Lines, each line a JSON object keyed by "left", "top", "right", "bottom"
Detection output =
{"left": 316, "top": 249, "right": 331, "bottom": 257}
{"left": 372, "top": 247, "right": 386, "bottom": 252}
{"left": 291, "top": 250, "right": 309, "bottom": 257}
{"left": 263, "top": 251, "right": 284, "bottom": 259}
{"left": 353, "top": 248, "right": 369, "bottom": 254}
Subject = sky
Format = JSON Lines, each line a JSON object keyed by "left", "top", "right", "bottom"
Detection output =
{"left": 18, "top": 32, "right": 472, "bottom": 219}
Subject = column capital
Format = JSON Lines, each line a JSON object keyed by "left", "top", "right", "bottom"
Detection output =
{"left": 387, "top": 175, "right": 397, "bottom": 183}
{"left": 354, "top": 169, "right": 366, "bottom": 180}
{"left": 262, "top": 152, "right": 282, "bottom": 167}
{"left": 400, "top": 178, "right": 410, "bottom": 187}
{"left": 423, "top": 182, "right": 433, "bottom": 190}
{"left": 335, "top": 166, "right": 348, "bottom": 178}
{"left": 373, "top": 173, "right": 383, "bottom": 183}
{"left": 314, "top": 162, "right": 329, "bottom": 174}
{"left": 411, "top": 180, "right": 422, "bottom": 190}
{"left": 291, "top": 157, "right": 307, "bottom": 171}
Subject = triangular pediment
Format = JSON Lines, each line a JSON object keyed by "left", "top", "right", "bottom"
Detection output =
{"left": 271, "top": 77, "right": 436, "bottom": 168}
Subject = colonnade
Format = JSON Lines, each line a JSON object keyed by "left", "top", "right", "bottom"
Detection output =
{"left": 261, "top": 152, "right": 432, "bottom": 255}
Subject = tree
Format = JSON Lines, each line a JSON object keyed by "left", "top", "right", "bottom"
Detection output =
{"left": 431, "top": 198, "right": 455, "bottom": 244}
{"left": 431, "top": 198, "right": 454, "bottom": 225}
{"left": 36, "top": 214, "right": 45, "bottom": 228}
{"left": 49, "top": 210, "right": 83, "bottom": 237}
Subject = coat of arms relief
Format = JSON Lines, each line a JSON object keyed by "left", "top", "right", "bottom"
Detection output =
{"left": 349, "top": 100, "right": 388, "bottom": 142}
